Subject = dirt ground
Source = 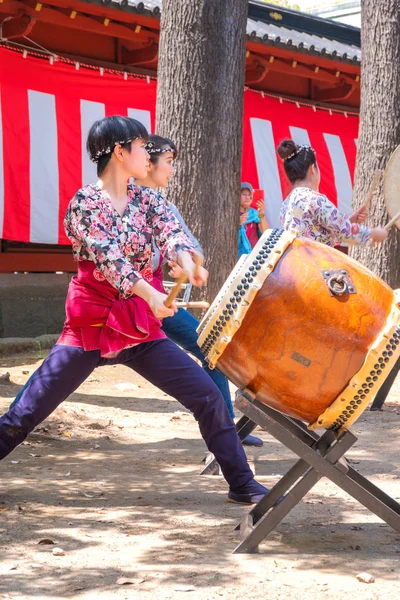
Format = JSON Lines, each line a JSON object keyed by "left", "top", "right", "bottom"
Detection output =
{"left": 0, "top": 351, "right": 399, "bottom": 600}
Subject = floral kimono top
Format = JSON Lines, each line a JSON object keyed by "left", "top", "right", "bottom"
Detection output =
{"left": 280, "top": 187, "right": 370, "bottom": 246}
{"left": 58, "top": 183, "right": 194, "bottom": 357}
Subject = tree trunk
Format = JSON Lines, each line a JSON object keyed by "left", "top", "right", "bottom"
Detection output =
{"left": 156, "top": 0, "right": 248, "bottom": 303}
{"left": 350, "top": 0, "right": 400, "bottom": 289}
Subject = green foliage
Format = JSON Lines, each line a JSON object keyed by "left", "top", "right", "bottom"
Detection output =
{"left": 35, "top": 339, "right": 46, "bottom": 360}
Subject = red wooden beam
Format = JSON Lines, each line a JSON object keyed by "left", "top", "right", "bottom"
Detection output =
{"left": 245, "top": 62, "right": 267, "bottom": 85}
{"left": 0, "top": 0, "right": 161, "bottom": 29}
{"left": 0, "top": 11, "right": 36, "bottom": 39}
{"left": 247, "top": 53, "right": 359, "bottom": 88}
{"left": 0, "top": 0, "right": 157, "bottom": 43}
{"left": 313, "top": 83, "right": 354, "bottom": 102}
{"left": 121, "top": 42, "right": 158, "bottom": 65}
{"left": 246, "top": 40, "right": 360, "bottom": 77}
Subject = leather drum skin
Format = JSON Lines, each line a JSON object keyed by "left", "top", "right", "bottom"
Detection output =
{"left": 197, "top": 229, "right": 400, "bottom": 430}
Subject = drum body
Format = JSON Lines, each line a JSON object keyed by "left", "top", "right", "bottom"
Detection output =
{"left": 197, "top": 229, "right": 400, "bottom": 430}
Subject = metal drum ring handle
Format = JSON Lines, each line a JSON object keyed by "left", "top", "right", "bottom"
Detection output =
{"left": 327, "top": 274, "right": 348, "bottom": 296}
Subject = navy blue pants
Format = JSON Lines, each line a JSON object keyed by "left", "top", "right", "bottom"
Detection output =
{"left": 162, "top": 308, "right": 235, "bottom": 419}
{"left": 0, "top": 339, "right": 253, "bottom": 489}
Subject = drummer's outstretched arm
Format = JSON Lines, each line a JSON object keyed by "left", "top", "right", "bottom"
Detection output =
{"left": 313, "top": 195, "right": 388, "bottom": 245}
{"left": 312, "top": 194, "right": 371, "bottom": 245}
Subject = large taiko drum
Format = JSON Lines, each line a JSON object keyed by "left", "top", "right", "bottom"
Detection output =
{"left": 197, "top": 229, "right": 400, "bottom": 430}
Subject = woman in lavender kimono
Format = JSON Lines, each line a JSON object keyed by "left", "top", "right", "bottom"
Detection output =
{"left": 277, "top": 138, "right": 388, "bottom": 246}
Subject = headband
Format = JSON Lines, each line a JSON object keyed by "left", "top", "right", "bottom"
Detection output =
{"left": 90, "top": 137, "right": 139, "bottom": 163}
{"left": 285, "top": 144, "right": 315, "bottom": 161}
{"left": 146, "top": 141, "right": 175, "bottom": 155}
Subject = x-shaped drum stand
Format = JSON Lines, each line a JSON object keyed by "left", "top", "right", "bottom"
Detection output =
{"left": 205, "top": 388, "right": 400, "bottom": 554}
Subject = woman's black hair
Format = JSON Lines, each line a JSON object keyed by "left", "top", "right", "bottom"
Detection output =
{"left": 146, "top": 134, "right": 178, "bottom": 165}
{"left": 87, "top": 115, "right": 149, "bottom": 177}
{"left": 277, "top": 138, "right": 317, "bottom": 185}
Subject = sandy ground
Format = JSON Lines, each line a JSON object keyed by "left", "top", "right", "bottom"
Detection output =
{"left": 0, "top": 351, "right": 400, "bottom": 600}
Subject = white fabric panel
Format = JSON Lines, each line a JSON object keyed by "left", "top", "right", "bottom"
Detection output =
{"left": 250, "top": 118, "right": 282, "bottom": 227}
{"left": 0, "top": 89, "right": 4, "bottom": 238}
{"left": 81, "top": 100, "right": 105, "bottom": 186}
{"left": 28, "top": 90, "right": 59, "bottom": 243}
{"left": 289, "top": 126, "right": 311, "bottom": 147}
{"left": 127, "top": 108, "right": 152, "bottom": 134}
{"left": 323, "top": 133, "right": 353, "bottom": 215}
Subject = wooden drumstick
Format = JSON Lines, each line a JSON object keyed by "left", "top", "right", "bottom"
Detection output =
{"left": 164, "top": 254, "right": 203, "bottom": 308}
{"left": 385, "top": 210, "right": 400, "bottom": 230}
{"left": 176, "top": 301, "right": 210, "bottom": 309}
{"left": 164, "top": 274, "right": 188, "bottom": 308}
{"left": 362, "top": 169, "right": 383, "bottom": 209}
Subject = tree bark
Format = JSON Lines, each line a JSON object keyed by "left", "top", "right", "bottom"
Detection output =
{"left": 156, "top": 0, "right": 248, "bottom": 303}
{"left": 351, "top": 0, "right": 400, "bottom": 288}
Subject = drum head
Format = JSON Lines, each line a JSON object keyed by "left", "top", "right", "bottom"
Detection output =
{"left": 384, "top": 145, "right": 400, "bottom": 230}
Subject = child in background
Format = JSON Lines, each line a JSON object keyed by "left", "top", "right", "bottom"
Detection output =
{"left": 239, "top": 182, "right": 269, "bottom": 256}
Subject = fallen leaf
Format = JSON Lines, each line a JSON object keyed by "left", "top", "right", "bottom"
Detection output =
{"left": 38, "top": 538, "right": 55, "bottom": 545}
{"left": 83, "top": 491, "right": 103, "bottom": 498}
{"left": 116, "top": 576, "right": 146, "bottom": 586}
{"left": 356, "top": 572, "right": 375, "bottom": 583}
{"left": 117, "top": 578, "right": 134, "bottom": 586}
{"left": 8, "top": 564, "right": 18, "bottom": 571}
{"left": 174, "top": 585, "right": 196, "bottom": 592}
{"left": 22, "top": 370, "right": 30, "bottom": 375}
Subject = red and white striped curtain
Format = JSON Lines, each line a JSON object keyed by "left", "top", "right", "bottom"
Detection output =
{"left": 0, "top": 47, "right": 359, "bottom": 245}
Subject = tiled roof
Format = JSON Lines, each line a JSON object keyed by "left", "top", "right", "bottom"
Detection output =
{"left": 246, "top": 17, "right": 361, "bottom": 63}
{"left": 130, "top": 0, "right": 161, "bottom": 15}
{"left": 99, "top": 0, "right": 361, "bottom": 64}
